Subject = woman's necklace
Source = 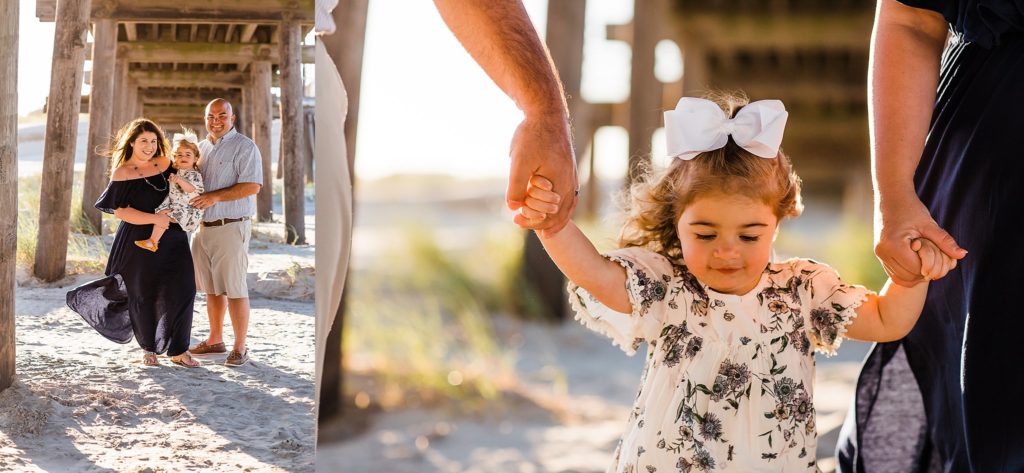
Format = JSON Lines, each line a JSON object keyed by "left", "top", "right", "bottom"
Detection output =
{"left": 130, "top": 159, "right": 168, "bottom": 192}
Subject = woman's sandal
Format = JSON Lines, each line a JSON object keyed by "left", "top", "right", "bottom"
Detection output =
{"left": 134, "top": 239, "right": 158, "bottom": 252}
{"left": 143, "top": 351, "right": 159, "bottom": 366}
{"left": 170, "top": 352, "right": 201, "bottom": 368}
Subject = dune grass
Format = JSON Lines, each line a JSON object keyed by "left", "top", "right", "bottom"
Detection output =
{"left": 343, "top": 226, "right": 550, "bottom": 409}
{"left": 17, "top": 173, "right": 111, "bottom": 275}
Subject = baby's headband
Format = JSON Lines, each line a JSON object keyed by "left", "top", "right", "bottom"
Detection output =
{"left": 172, "top": 128, "right": 199, "bottom": 146}
{"left": 664, "top": 97, "right": 788, "bottom": 161}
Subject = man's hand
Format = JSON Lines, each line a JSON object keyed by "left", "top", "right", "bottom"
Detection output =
{"left": 508, "top": 115, "right": 577, "bottom": 236}
{"left": 190, "top": 192, "right": 220, "bottom": 210}
{"left": 876, "top": 195, "right": 966, "bottom": 286}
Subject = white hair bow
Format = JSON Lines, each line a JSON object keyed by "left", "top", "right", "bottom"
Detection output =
{"left": 172, "top": 128, "right": 199, "bottom": 146}
{"left": 664, "top": 98, "right": 788, "bottom": 161}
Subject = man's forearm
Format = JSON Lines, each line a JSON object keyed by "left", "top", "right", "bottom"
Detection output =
{"left": 869, "top": 0, "right": 948, "bottom": 209}
{"left": 433, "top": 0, "right": 568, "bottom": 120}
{"left": 208, "top": 183, "right": 261, "bottom": 202}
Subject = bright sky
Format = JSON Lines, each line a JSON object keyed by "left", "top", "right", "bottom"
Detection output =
{"left": 17, "top": 0, "right": 56, "bottom": 115}
{"left": 355, "top": 0, "right": 673, "bottom": 180}
{"left": 17, "top": 0, "right": 684, "bottom": 180}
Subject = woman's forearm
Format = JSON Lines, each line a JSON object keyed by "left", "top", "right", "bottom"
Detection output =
{"left": 869, "top": 0, "right": 948, "bottom": 209}
{"left": 113, "top": 206, "right": 157, "bottom": 225}
{"left": 538, "top": 222, "right": 630, "bottom": 313}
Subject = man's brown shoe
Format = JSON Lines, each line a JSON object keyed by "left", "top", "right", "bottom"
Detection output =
{"left": 225, "top": 348, "right": 249, "bottom": 367}
{"left": 189, "top": 341, "right": 227, "bottom": 355}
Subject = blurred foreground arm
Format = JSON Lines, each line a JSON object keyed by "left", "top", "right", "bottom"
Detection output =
{"left": 433, "top": 0, "right": 578, "bottom": 235}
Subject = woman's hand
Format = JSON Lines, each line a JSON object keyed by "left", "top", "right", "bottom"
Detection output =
{"left": 876, "top": 195, "right": 965, "bottom": 286}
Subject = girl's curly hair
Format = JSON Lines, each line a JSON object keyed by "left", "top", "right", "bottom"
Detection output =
{"left": 618, "top": 92, "right": 803, "bottom": 261}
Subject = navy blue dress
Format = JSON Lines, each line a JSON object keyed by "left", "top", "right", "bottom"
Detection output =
{"left": 66, "top": 167, "right": 196, "bottom": 357}
{"left": 837, "top": 1, "right": 1024, "bottom": 472}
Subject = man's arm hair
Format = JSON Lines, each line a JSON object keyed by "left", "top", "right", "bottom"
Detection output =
{"left": 432, "top": 0, "right": 568, "bottom": 120}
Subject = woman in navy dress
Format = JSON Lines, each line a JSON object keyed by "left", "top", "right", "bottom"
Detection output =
{"left": 837, "top": 0, "right": 1024, "bottom": 471}
{"left": 66, "top": 118, "right": 200, "bottom": 368}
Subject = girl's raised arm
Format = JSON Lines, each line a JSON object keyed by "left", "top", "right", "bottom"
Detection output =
{"left": 524, "top": 175, "right": 631, "bottom": 313}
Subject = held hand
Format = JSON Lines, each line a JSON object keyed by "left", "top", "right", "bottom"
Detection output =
{"left": 168, "top": 173, "right": 180, "bottom": 185}
{"left": 911, "top": 238, "right": 957, "bottom": 281}
{"left": 190, "top": 193, "right": 219, "bottom": 210}
{"left": 506, "top": 115, "right": 578, "bottom": 237}
{"left": 515, "top": 175, "right": 562, "bottom": 230}
{"left": 876, "top": 196, "right": 966, "bottom": 286}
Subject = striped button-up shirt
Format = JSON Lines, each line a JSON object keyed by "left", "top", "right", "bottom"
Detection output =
{"left": 198, "top": 128, "right": 263, "bottom": 222}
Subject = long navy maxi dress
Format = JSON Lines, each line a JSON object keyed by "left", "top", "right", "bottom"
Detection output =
{"left": 837, "top": 1, "right": 1024, "bottom": 471}
{"left": 66, "top": 167, "right": 196, "bottom": 357}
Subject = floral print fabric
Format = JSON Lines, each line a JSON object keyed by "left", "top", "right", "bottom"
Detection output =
{"left": 568, "top": 247, "right": 871, "bottom": 472}
{"left": 155, "top": 169, "right": 204, "bottom": 233}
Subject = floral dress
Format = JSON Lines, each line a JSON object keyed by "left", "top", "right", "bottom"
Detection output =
{"left": 569, "top": 247, "right": 872, "bottom": 472}
{"left": 154, "top": 168, "right": 204, "bottom": 233}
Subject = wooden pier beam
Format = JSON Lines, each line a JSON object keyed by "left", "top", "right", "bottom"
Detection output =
{"left": 111, "top": 57, "right": 129, "bottom": 134}
{"left": 0, "top": 0, "right": 19, "bottom": 393}
{"left": 279, "top": 19, "right": 305, "bottom": 244}
{"left": 250, "top": 61, "right": 273, "bottom": 222}
{"left": 82, "top": 18, "right": 117, "bottom": 234}
{"left": 626, "top": 0, "right": 665, "bottom": 187}
{"left": 34, "top": 0, "right": 92, "bottom": 281}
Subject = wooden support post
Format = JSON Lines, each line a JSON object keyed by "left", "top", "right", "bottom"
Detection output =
{"left": 279, "top": 19, "right": 305, "bottom": 244}
{"left": 82, "top": 18, "right": 116, "bottom": 235}
{"left": 111, "top": 57, "right": 128, "bottom": 135}
{"left": 241, "top": 84, "right": 253, "bottom": 139}
{"left": 0, "top": 0, "right": 19, "bottom": 393}
{"left": 34, "top": 0, "right": 92, "bottom": 281}
{"left": 303, "top": 106, "right": 314, "bottom": 184}
{"left": 251, "top": 61, "right": 273, "bottom": 222}
{"left": 626, "top": 0, "right": 665, "bottom": 187}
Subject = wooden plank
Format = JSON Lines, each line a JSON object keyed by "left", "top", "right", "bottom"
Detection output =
{"left": 240, "top": 23, "right": 258, "bottom": 43}
{"left": 140, "top": 88, "right": 242, "bottom": 105}
{"left": 86, "top": 41, "right": 314, "bottom": 64}
{"left": 626, "top": 0, "right": 666, "bottom": 186}
{"left": 251, "top": 61, "right": 273, "bottom": 222}
{"left": 82, "top": 18, "right": 116, "bottom": 235}
{"left": 143, "top": 103, "right": 277, "bottom": 118}
{"left": 124, "top": 21, "right": 137, "bottom": 41}
{"left": 124, "top": 69, "right": 277, "bottom": 88}
{"left": 1, "top": 0, "right": 19, "bottom": 393}
{"left": 37, "top": 0, "right": 315, "bottom": 22}
{"left": 279, "top": 20, "right": 304, "bottom": 244}
{"left": 35, "top": 0, "right": 91, "bottom": 281}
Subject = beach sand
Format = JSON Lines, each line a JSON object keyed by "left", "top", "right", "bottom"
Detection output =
{"left": 0, "top": 225, "right": 315, "bottom": 473}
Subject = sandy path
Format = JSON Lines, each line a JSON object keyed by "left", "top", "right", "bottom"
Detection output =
{"left": 0, "top": 241, "right": 315, "bottom": 473}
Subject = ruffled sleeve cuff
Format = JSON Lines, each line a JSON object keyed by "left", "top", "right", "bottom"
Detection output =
{"left": 567, "top": 247, "right": 672, "bottom": 356}
{"left": 94, "top": 180, "right": 130, "bottom": 214}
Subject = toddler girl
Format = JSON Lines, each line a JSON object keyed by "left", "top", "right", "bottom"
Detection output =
{"left": 520, "top": 94, "right": 954, "bottom": 471}
{"left": 135, "top": 130, "right": 205, "bottom": 252}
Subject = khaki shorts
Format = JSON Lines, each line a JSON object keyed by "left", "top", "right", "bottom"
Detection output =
{"left": 192, "top": 219, "right": 251, "bottom": 299}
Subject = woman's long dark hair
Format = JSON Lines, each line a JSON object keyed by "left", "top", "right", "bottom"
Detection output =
{"left": 109, "top": 118, "right": 170, "bottom": 173}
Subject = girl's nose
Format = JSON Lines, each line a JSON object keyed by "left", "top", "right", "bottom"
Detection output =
{"left": 713, "top": 245, "right": 739, "bottom": 259}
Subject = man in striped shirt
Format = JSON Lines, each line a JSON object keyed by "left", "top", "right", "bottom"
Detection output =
{"left": 187, "top": 98, "right": 263, "bottom": 367}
